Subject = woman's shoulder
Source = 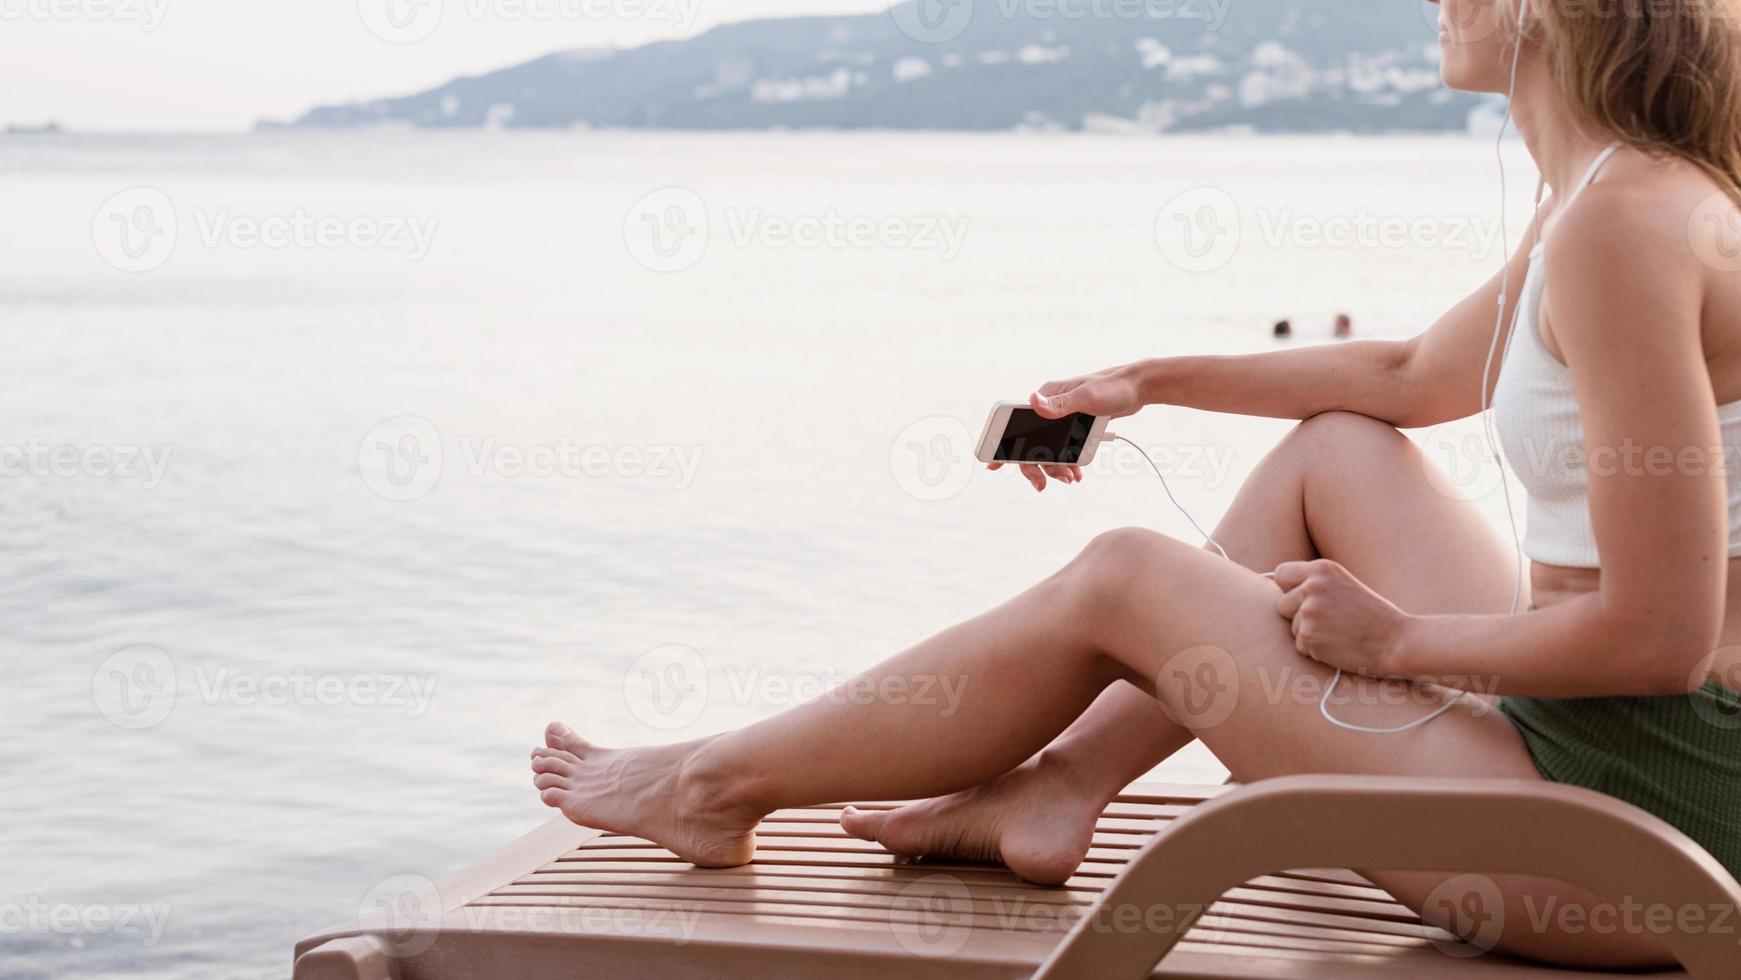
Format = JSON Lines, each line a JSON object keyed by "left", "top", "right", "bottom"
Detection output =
{"left": 1549, "top": 150, "right": 1731, "bottom": 268}
{"left": 1541, "top": 151, "right": 1726, "bottom": 302}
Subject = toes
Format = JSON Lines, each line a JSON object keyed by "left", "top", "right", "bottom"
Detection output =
{"left": 545, "top": 721, "right": 595, "bottom": 756}
{"left": 840, "top": 805, "right": 887, "bottom": 842}
{"left": 539, "top": 787, "right": 567, "bottom": 808}
{"left": 533, "top": 772, "right": 569, "bottom": 791}
{"left": 531, "top": 754, "right": 575, "bottom": 775}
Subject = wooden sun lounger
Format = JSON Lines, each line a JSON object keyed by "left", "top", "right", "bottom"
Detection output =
{"left": 293, "top": 775, "right": 1741, "bottom": 979}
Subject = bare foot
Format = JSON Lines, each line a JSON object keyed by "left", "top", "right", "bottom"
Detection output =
{"left": 839, "top": 753, "right": 1106, "bottom": 885}
{"left": 531, "top": 722, "right": 761, "bottom": 868}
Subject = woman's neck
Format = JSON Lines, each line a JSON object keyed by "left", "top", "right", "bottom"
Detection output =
{"left": 1509, "top": 61, "right": 1618, "bottom": 197}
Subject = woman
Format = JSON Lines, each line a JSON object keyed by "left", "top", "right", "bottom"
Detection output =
{"left": 531, "top": 0, "right": 1741, "bottom": 967}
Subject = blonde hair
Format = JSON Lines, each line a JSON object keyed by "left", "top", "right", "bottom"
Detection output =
{"left": 1516, "top": 0, "right": 1741, "bottom": 201}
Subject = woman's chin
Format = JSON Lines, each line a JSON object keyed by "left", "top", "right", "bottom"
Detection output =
{"left": 1438, "top": 66, "right": 1489, "bottom": 96}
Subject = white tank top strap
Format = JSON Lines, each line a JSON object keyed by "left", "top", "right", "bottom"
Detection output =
{"left": 1567, "top": 142, "right": 1624, "bottom": 204}
{"left": 1526, "top": 143, "right": 1623, "bottom": 258}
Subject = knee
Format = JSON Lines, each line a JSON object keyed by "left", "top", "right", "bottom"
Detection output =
{"left": 1067, "top": 527, "right": 1189, "bottom": 600}
{"left": 1279, "top": 411, "right": 1408, "bottom": 463}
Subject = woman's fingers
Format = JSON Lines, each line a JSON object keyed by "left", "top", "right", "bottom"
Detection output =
{"left": 1031, "top": 389, "right": 1073, "bottom": 419}
{"left": 1019, "top": 463, "right": 1046, "bottom": 491}
{"left": 1042, "top": 464, "right": 1075, "bottom": 484}
{"left": 1277, "top": 584, "right": 1307, "bottom": 620}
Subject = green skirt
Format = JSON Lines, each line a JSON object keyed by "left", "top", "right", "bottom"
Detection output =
{"left": 1502, "top": 683, "right": 1741, "bottom": 883}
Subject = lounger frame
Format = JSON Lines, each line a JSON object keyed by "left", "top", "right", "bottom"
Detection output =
{"left": 294, "top": 774, "right": 1741, "bottom": 980}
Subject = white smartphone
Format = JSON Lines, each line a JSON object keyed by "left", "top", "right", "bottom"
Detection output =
{"left": 974, "top": 401, "right": 1110, "bottom": 466}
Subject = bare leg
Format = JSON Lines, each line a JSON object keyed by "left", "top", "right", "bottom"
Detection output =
{"left": 533, "top": 414, "right": 1668, "bottom": 968}
{"left": 843, "top": 412, "right": 1517, "bottom": 881}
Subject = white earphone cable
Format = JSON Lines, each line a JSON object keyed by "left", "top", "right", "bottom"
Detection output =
{"left": 1105, "top": 433, "right": 1464, "bottom": 735}
{"left": 1096, "top": 4, "right": 1540, "bottom": 737}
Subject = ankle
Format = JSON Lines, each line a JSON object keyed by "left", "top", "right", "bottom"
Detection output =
{"left": 676, "top": 738, "right": 772, "bottom": 820}
{"left": 1034, "top": 743, "right": 1121, "bottom": 802}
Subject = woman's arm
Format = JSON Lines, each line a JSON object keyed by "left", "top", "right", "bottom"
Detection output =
{"left": 1038, "top": 217, "right": 1547, "bottom": 431}
{"left": 1283, "top": 189, "right": 1726, "bottom": 698}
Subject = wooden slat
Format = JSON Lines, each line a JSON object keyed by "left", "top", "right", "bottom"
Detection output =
{"left": 473, "top": 784, "right": 1457, "bottom": 973}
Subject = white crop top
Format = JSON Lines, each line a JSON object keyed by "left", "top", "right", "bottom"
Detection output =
{"left": 1492, "top": 144, "right": 1741, "bottom": 568}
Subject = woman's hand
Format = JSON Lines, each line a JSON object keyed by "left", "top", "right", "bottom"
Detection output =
{"left": 1275, "top": 560, "right": 1411, "bottom": 678}
{"left": 991, "top": 365, "right": 1148, "bottom": 492}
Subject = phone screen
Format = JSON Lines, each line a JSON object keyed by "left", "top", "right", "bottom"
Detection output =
{"left": 993, "top": 410, "right": 1096, "bottom": 464}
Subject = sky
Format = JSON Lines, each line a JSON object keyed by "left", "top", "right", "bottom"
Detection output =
{"left": 0, "top": 0, "right": 885, "bottom": 131}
